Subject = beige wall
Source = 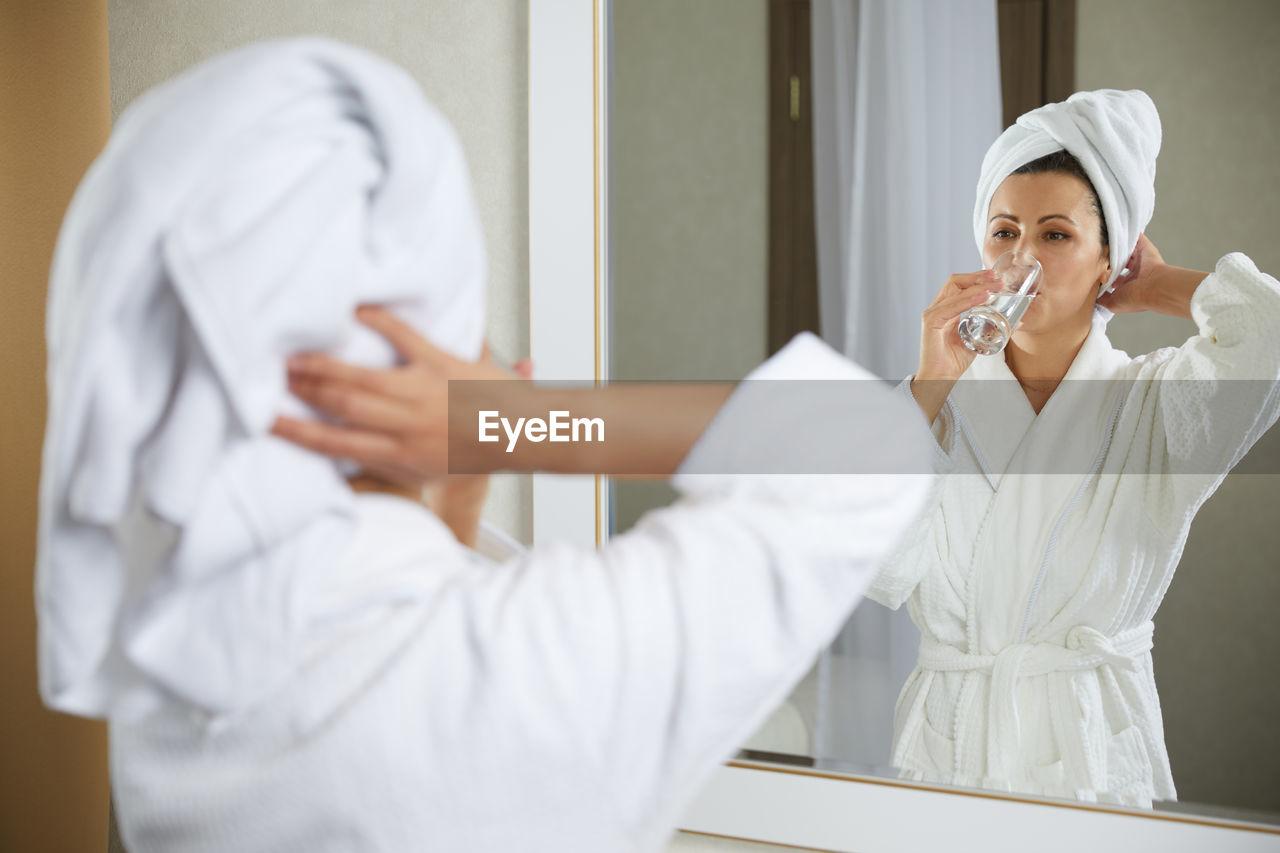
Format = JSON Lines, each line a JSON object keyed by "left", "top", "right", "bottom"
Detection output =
{"left": 1077, "top": 0, "right": 1280, "bottom": 813}
{"left": 612, "top": 0, "right": 768, "bottom": 383}
{"left": 0, "top": 4, "right": 113, "bottom": 850}
{"left": 108, "top": 0, "right": 532, "bottom": 542}
{"left": 611, "top": 0, "right": 768, "bottom": 531}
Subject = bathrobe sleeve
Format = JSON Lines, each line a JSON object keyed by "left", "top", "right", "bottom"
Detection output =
{"left": 459, "top": 334, "right": 933, "bottom": 846}
{"left": 1151, "top": 253, "right": 1280, "bottom": 480}
{"left": 863, "top": 378, "right": 954, "bottom": 610}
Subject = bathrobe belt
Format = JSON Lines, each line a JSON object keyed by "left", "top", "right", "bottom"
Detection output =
{"left": 917, "top": 622, "right": 1154, "bottom": 786}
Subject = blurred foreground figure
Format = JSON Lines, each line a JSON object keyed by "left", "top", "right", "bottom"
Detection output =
{"left": 37, "top": 38, "right": 931, "bottom": 852}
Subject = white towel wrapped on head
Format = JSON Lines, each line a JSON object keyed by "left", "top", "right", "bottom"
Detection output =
{"left": 38, "top": 37, "right": 486, "bottom": 720}
{"left": 972, "top": 88, "right": 1162, "bottom": 293}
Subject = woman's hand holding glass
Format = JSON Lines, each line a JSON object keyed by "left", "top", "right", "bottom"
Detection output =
{"left": 911, "top": 271, "right": 1004, "bottom": 423}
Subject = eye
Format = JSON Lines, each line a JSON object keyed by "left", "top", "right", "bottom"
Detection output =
{"left": 1044, "top": 231, "right": 1070, "bottom": 241}
{"left": 991, "top": 228, "right": 1016, "bottom": 239}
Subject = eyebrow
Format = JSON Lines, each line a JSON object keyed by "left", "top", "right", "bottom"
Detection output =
{"left": 988, "top": 213, "right": 1079, "bottom": 226}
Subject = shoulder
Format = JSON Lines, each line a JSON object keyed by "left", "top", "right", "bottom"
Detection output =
{"left": 1124, "top": 345, "right": 1180, "bottom": 379}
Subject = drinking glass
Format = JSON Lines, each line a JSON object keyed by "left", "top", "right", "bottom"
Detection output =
{"left": 957, "top": 250, "right": 1042, "bottom": 356}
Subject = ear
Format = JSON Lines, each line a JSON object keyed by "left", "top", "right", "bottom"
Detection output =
{"left": 1095, "top": 257, "right": 1114, "bottom": 298}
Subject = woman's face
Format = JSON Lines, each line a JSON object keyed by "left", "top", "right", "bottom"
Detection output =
{"left": 982, "top": 171, "right": 1111, "bottom": 336}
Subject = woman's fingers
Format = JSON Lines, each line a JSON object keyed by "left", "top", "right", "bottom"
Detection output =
{"left": 934, "top": 270, "right": 999, "bottom": 302}
{"left": 1132, "top": 232, "right": 1163, "bottom": 266}
{"left": 955, "top": 270, "right": 999, "bottom": 289}
{"left": 271, "top": 416, "right": 406, "bottom": 467}
{"left": 356, "top": 305, "right": 449, "bottom": 365}
{"left": 288, "top": 374, "right": 418, "bottom": 432}
{"left": 272, "top": 307, "right": 486, "bottom": 482}
{"left": 1098, "top": 234, "right": 1168, "bottom": 312}
{"left": 916, "top": 270, "right": 998, "bottom": 384}
{"left": 924, "top": 284, "right": 999, "bottom": 330}
{"left": 1097, "top": 280, "right": 1146, "bottom": 313}
{"left": 287, "top": 352, "right": 413, "bottom": 399}
{"left": 1123, "top": 233, "right": 1163, "bottom": 284}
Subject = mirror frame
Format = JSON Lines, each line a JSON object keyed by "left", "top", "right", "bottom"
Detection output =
{"left": 526, "top": 1, "right": 1279, "bottom": 848}
{"left": 528, "top": 0, "right": 610, "bottom": 549}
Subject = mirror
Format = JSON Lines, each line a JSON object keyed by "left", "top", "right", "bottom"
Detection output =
{"left": 604, "top": 0, "right": 1280, "bottom": 828}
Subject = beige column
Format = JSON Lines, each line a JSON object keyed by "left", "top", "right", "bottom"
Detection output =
{"left": 0, "top": 2, "right": 112, "bottom": 850}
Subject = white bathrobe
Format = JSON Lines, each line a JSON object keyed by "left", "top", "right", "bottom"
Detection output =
{"left": 35, "top": 38, "right": 931, "bottom": 851}
{"left": 108, "top": 335, "right": 933, "bottom": 853}
{"left": 870, "top": 253, "right": 1280, "bottom": 806}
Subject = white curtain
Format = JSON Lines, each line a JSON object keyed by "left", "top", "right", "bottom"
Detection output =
{"left": 810, "top": 0, "right": 1001, "bottom": 772}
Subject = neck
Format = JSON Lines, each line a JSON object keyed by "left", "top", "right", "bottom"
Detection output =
{"left": 1004, "top": 313, "right": 1094, "bottom": 414}
{"left": 1006, "top": 314, "right": 1093, "bottom": 384}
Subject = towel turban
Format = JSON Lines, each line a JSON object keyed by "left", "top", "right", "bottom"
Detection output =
{"left": 973, "top": 89, "right": 1162, "bottom": 293}
{"left": 37, "top": 38, "right": 485, "bottom": 719}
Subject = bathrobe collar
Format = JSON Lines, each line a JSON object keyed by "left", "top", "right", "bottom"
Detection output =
{"left": 950, "top": 307, "right": 1130, "bottom": 490}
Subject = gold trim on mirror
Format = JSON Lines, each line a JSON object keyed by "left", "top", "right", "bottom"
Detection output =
{"left": 679, "top": 829, "right": 834, "bottom": 853}
{"left": 594, "top": 0, "right": 608, "bottom": 547}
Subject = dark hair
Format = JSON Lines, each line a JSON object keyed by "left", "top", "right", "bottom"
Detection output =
{"left": 1011, "top": 150, "right": 1109, "bottom": 250}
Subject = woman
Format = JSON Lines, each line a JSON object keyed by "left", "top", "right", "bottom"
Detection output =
{"left": 37, "top": 39, "right": 932, "bottom": 851}
{"left": 872, "top": 89, "right": 1280, "bottom": 806}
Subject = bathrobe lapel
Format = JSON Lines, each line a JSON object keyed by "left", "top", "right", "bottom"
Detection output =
{"left": 950, "top": 311, "right": 1127, "bottom": 488}
{"left": 949, "top": 354, "right": 1034, "bottom": 493}
{"left": 952, "top": 311, "right": 1132, "bottom": 653}
{"left": 942, "top": 312, "right": 1137, "bottom": 784}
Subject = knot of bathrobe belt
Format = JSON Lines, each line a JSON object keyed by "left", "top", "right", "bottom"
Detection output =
{"left": 916, "top": 622, "right": 1154, "bottom": 786}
